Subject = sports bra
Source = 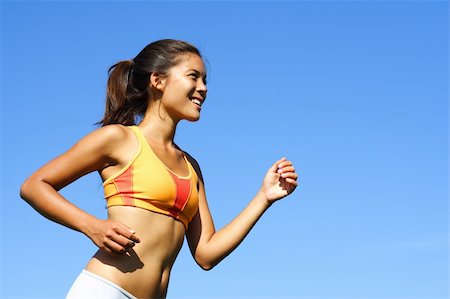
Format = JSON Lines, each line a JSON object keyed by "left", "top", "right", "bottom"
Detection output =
{"left": 103, "top": 126, "right": 199, "bottom": 230}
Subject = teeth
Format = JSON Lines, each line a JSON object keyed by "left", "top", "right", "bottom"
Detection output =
{"left": 191, "top": 98, "right": 202, "bottom": 106}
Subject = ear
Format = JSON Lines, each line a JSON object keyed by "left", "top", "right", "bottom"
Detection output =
{"left": 149, "top": 72, "right": 168, "bottom": 92}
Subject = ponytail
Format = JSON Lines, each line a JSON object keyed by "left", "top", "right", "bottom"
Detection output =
{"left": 98, "top": 60, "right": 149, "bottom": 126}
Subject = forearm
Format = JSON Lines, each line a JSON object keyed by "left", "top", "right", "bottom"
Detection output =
{"left": 201, "top": 190, "right": 271, "bottom": 268}
{"left": 20, "top": 178, "right": 98, "bottom": 236}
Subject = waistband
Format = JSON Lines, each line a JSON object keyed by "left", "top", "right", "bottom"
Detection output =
{"left": 81, "top": 270, "right": 138, "bottom": 299}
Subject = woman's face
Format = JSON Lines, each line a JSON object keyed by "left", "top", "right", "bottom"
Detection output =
{"left": 159, "top": 54, "right": 207, "bottom": 122}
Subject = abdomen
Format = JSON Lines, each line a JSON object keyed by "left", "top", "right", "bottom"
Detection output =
{"left": 85, "top": 206, "right": 186, "bottom": 298}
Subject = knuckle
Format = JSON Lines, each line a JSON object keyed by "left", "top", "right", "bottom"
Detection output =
{"left": 119, "top": 237, "right": 129, "bottom": 246}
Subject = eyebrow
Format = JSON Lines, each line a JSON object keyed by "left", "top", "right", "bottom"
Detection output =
{"left": 187, "top": 69, "right": 207, "bottom": 79}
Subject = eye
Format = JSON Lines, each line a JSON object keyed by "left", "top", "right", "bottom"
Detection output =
{"left": 188, "top": 73, "right": 207, "bottom": 85}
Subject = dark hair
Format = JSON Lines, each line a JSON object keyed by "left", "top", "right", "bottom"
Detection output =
{"left": 98, "top": 39, "right": 202, "bottom": 126}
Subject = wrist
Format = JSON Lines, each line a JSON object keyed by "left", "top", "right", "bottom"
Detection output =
{"left": 78, "top": 214, "right": 99, "bottom": 237}
{"left": 255, "top": 189, "right": 273, "bottom": 209}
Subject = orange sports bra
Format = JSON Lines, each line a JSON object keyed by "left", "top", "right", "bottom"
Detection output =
{"left": 103, "top": 126, "right": 199, "bottom": 230}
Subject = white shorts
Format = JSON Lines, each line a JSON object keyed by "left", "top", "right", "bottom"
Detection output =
{"left": 66, "top": 270, "right": 138, "bottom": 299}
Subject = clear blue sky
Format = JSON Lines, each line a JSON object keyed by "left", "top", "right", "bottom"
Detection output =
{"left": 1, "top": 1, "right": 448, "bottom": 298}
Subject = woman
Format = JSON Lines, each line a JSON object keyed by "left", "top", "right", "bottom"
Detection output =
{"left": 20, "top": 39, "right": 298, "bottom": 299}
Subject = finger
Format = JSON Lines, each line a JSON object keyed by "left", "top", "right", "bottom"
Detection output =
{"left": 100, "top": 245, "right": 113, "bottom": 254}
{"left": 277, "top": 166, "right": 295, "bottom": 174}
{"left": 111, "top": 233, "right": 136, "bottom": 249}
{"left": 271, "top": 157, "right": 287, "bottom": 172}
{"left": 277, "top": 160, "right": 293, "bottom": 169}
{"left": 280, "top": 171, "right": 298, "bottom": 179}
{"left": 284, "top": 178, "right": 298, "bottom": 185}
{"left": 104, "top": 240, "right": 127, "bottom": 254}
{"left": 114, "top": 224, "right": 141, "bottom": 243}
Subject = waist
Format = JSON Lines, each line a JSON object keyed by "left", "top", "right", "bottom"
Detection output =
{"left": 107, "top": 205, "right": 185, "bottom": 253}
{"left": 85, "top": 206, "right": 185, "bottom": 298}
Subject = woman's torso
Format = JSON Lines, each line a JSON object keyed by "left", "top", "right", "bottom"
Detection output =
{"left": 85, "top": 125, "right": 198, "bottom": 298}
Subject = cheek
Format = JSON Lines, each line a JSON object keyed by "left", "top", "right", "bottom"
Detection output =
{"left": 164, "top": 86, "right": 190, "bottom": 106}
{"left": 163, "top": 77, "right": 195, "bottom": 103}
{"left": 170, "top": 78, "right": 191, "bottom": 93}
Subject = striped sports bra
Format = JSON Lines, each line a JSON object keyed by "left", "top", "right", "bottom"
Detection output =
{"left": 103, "top": 126, "right": 199, "bottom": 230}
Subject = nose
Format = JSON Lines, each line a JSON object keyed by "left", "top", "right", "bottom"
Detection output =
{"left": 197, "top": 79, "right": 207, "bottom": 98}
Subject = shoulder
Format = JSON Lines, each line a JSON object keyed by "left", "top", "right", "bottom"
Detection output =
{"left": 94, "top": 124, "right": 131, "bottom": 140}
{"left": 84, "top": 124, "right": 132, "bottom": 145}
{"left": 70, "top": 124, "right": 139, "bottom": 171}
{"left": 183, "top": 151, "right": 204, "bottom": 183}
{"left": 74, "top": 124, "right": 135, "bottom": 156}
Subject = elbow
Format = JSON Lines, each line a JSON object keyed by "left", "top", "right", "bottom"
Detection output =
{"left": 198, "top": 261, "right": 215, "bottom": 271}
{"left": 20, "top": 179, "right": 30, "bottom": 201}
{"left": 195, "top": 254, "right": 218, "bottom": 271}
{"left": 20, "top": 177, "right": 36, "bottom": 203}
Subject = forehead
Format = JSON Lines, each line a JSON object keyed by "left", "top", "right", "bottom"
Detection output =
{"left": 173, "top": 54, "right": 206, "bottom": 73}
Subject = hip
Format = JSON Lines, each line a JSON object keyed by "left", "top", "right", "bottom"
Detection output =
{"left": 66, "top": 270, "right": 138, "bottom": 299}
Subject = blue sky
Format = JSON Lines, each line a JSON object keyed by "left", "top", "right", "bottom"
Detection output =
{"left": 1, "top": 1, "right": 448, "bottom": 298}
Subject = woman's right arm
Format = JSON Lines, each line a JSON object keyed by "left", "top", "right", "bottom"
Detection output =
{"left": 20, "top": 125, "right": 140, "bottom": 254}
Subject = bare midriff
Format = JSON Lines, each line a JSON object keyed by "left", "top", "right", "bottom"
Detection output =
{"left": 85, "top": 206, "right": 186, "bottom": 299}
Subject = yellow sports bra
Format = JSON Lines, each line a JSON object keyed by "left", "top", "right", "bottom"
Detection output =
{"left": 103, "top": 126, "right": 199, "bottom": 230}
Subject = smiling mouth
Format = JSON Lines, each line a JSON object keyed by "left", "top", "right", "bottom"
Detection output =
{"left": 189, "top": 97, "right": 204, "bottom": 108}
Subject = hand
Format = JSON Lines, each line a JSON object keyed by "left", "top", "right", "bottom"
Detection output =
{"left": 261, "top": 157, "right": 298, "bottom": 203}
{"left": 86, "top": 219, "right": 141, "bottom": 254}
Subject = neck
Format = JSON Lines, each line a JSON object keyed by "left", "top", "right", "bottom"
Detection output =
{"left": 138, "top": 100, "right": 178, "bottom": 146}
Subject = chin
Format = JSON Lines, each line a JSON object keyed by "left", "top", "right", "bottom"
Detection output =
{"left": 182, "top": 111, "right": 201, "bottom": 122}
{"left": 185, "top": 115, "right": 201, "bottom": 122}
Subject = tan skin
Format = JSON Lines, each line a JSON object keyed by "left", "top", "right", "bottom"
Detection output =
{"left": 20, "top": 54, "right": 298, "bottom": 299}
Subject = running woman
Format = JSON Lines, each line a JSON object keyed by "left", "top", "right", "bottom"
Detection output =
{"left": 20, "top": 39, "right": 298, "bottom": 299}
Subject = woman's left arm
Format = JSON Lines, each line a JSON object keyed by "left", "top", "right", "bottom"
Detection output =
{"left": 186, "top": 157, "right": 298, "bottom": 270}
